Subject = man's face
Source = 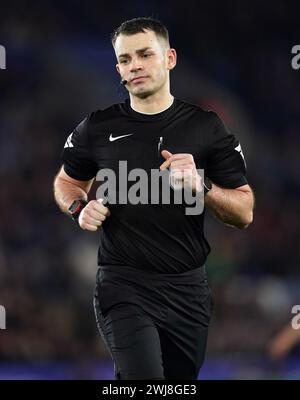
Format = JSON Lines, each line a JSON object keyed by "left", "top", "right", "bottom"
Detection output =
{"left": 114, "top": 30, "right": 176, "bottom": 99}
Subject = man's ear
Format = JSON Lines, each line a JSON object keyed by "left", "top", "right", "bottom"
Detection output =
{"left": 167, "top": 48, "right": 177, "bottom": 70}
{"left": 116, "top": 64, "right": 120, "bottom": 74}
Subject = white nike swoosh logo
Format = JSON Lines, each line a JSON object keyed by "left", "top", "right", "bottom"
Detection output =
{"left": 109, "top": 133, "right": 133, "bottom": 142}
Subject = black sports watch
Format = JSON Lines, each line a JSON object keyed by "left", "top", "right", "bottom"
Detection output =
{"left": 68, "top": 199, "right": 88, "bottom": 222}
{"left": 203, "top": 176, "right": 212, "bottom": 195}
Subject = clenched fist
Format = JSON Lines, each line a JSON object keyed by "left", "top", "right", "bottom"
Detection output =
{"left": 160, "top": 150, "right": 202, "bottom": 193}
{"left": 78, "top": 198, "right": 110, "bottom": 231}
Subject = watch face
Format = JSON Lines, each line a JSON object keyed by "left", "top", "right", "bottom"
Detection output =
{"left": 69, "top": 200, "right": 82, "bottom": 214}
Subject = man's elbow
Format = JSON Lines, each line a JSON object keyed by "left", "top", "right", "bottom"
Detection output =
{"left": 237, "top": 191, "right": 254, "bottom": 229}
{"left": 238, "top": 211, "right": 253, "bottom": 230}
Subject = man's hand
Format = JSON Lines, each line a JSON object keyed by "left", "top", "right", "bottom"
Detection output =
{"left": 78, "top": 198, "right": 110, "bottom": 231}
{"left": 160, "top": 150, "right": 202, "bottom": 193}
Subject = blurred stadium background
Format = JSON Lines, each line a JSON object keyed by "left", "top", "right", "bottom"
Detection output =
{"left": 0, "top": 0, "right": 300, "bottom": 379}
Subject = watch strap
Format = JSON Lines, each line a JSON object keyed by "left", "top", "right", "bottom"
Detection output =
{"left": 68, "top": 200, "right": 88, "bottom": 222}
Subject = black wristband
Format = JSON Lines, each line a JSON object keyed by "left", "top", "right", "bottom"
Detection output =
{"left": 68, "top": 200, "right": 88, "bottom": 222}
{"left": 203, "top": 176, "right": 212, "bottom": 195}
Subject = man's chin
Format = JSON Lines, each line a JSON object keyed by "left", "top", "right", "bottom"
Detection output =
{"left": 131, "top": 88, "right": 155, "bottom": 99}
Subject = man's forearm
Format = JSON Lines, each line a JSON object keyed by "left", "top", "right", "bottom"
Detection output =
{"left": 53, "top": 176, "right": 88, "bottom": 215}
{"left": 204, "top": 183, "right": 254, "bottom": 229}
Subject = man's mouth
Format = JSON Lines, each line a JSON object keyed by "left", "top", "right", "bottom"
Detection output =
{"left": 131, "top": 76, "right": 149, "bottom": 83}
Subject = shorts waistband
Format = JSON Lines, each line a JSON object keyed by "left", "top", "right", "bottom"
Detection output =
{"left": 99, "top": 264, "right": 207, "bottom": 284}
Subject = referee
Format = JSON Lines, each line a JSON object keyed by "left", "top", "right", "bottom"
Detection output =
{"left": 54, "top": 17, "right": 254, "bottom": 380}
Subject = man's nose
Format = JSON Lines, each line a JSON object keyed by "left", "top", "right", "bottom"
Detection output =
{"left": 130, "top": 58, "right": 143, "bottom": 72}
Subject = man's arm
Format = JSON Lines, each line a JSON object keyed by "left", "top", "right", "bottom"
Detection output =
{"left": 53, "top": 166, "right": 94, "bottom": 214}
{"left": 54, "top": 166, "right": 110, "bottom": 231}
{"left": 160, "top": 150, "right": 254, "bottom": 230}
{"left": 204, "top": 183, "right": 254, "bottom": 229}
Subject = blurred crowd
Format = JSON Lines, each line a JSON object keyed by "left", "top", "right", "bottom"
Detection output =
{"left": 0, "top": 0, "right": 299, "bottom": 374}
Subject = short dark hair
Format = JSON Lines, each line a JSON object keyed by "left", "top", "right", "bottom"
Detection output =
{"left": 111, "top": 17, "right": 170, "bottom": 47}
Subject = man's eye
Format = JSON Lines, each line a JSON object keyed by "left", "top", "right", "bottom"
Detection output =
{"left": 142, "top": 54, "right": 150, "bottom": 58}
{"left": 120, "top": 60, "right": 128, "bottom": 64}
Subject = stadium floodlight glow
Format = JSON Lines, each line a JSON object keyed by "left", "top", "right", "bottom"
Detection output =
{"left": 0, "top": 305, "right": 6, "bottom": 330}
{"left": 0, "top": 45, "right": 6, "bottom": 70}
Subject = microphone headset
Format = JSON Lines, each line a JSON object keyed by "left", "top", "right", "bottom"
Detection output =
{"left": 117, "top": 79, "right": 128, "bottom": 96}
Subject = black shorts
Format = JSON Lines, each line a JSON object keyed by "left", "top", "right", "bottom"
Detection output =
{"left": 93, "top": 264, "right": 213, "bottom": 380}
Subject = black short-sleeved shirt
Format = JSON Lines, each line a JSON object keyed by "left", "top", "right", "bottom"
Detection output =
{"left": 61, "top": 98, "right": 248, "bottom": 273}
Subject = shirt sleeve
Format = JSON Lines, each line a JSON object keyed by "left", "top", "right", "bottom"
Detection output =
{"left": 60, "top": 115, "right": 99, "bottom": 180}
{"left": 205, "top": 112, "right": 248, "bottom": 189}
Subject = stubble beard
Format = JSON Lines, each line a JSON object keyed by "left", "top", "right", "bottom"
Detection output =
{"left": 131, "top": 78, "right": 166, "bottom": 100}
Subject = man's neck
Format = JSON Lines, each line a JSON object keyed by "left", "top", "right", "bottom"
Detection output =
{"left": 130, "top": 92, "right": 174, "bottom": 115}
